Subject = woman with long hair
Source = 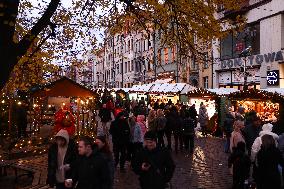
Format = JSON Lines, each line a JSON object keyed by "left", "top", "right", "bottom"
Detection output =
{"left": 147, "top": 110, "right": 157, "bottom": 132}
{"left": 95, "top": 135, "right": 114, "bottom": 189}
{"left": 230, "top": 120, "right": 245, "bottom": 153}
{"left": 255, "top": 134, "right": 284, "bottom": 189}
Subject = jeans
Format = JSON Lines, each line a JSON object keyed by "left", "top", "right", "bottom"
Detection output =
{"left": 113, "top": 143, "right": 127, "bottom": 169}
{"left": 183, "top": 134, "right": 194, "bottom": 153}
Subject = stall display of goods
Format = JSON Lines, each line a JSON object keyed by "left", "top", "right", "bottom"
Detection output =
{"left": 237, "top": 100, "right": 279, "bottom": 122}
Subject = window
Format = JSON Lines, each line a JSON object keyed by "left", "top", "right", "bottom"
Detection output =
{"left": 120, "top": 63, "right": 123, "bottom": 74}
{"left": 220, "top": 23, "right": 260, "bottom": 60}
{"left": 144, "top": 40, "right": 146, "bottom": 51}
{"left": 164, "top": 48, "right": 168, "bottom": 64}
{"left": 128, "top": 61, "right": 131, "bottom": 72}
{"left": 203, "top": 76, "right": 209, "bottom": 89}
{"left": 125, "top": 62, "right": 127, "bottom": 73}
{"left": 131, "top": 60, "right": 134, "bottom": 71}
{"left": 131, "top": 39, "right": 133, "bottom": 50}
{"left": 172, "top": 46, "right": 176, "bottom": 62}
{"left": 203, "top": 53, "right": 209, "bottom": 69}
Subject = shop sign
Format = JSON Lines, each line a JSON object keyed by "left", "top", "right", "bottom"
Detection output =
{"left": 267, "top": 70, "right": 279, "bottom": 86}
{"left": 220, "top": 51, "right": 284, "bottom": 70}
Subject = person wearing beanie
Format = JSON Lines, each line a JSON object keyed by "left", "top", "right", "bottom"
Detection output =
{"left": 251, "top": 123, "right": 279, "bottom": 162}
{"left": 132, "top": 131, "right": 175, "bottom": 189}
{"left": 47, "top": 129, "right": 76, "bottom": 189}
{"left": 109, "top": 111, "right": 130, "bottom": 172}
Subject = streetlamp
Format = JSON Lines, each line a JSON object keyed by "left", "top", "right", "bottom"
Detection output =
{"left": 239, "top": 46, "right": 252, "bottom": 90}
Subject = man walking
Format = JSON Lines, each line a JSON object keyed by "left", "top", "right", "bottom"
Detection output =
{"left": 65, "top": 136, "right": 111, "bottom": 189}
{"left": 109, "top": 112, "right": 130, "bottom": 172}
{"left": 132, "top": 131, "right": 175, "bottom": 189}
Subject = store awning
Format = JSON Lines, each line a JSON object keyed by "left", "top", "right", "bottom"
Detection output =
{"left": 112, "top": 88, "right": 132, "bottom": 93}
{"left": 149, "top": 83, "right": 190, "bottom": 94}
{"left": 262, "top": 88, "right": 284, "bottom": 96}
{"left": 31, "top": 77, "right": 96, "bottom": 97}
{"left": 208, "top": 88, "right": 239, "bottom": 95}
{"left": 180, "top": 84, "right": 197, "bottom": 94}
{"left": 129, "top": 84, "right": 154, "bottom": 93}
{"left": 228, "top": 88, "right": 284, "bottom": 102}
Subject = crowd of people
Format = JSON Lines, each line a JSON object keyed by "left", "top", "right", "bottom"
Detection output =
{"left": 225, "top": 107, "right": 284, "bottom": 189}
{"left": 47, "top": 96, "right": 284, "bottom": 189}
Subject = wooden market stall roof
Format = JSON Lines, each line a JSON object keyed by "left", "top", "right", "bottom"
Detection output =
{"left": 228, "top": 88, "right": 284, "bottom": 102}
{"left": 31, "top": 77, "right": 96, "bottom": 97}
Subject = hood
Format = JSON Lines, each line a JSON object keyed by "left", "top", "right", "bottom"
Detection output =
{"left": 262, "top": 123, "right": 273, "bottom": 132}
{"left": 137, "top": 115, "right": 145, "bottom": 122}
{"left": 55, "top": 129, "right": 69, "bottom": 145}
{"left": 259, "top": 130, "right": 279, "bottom": 140}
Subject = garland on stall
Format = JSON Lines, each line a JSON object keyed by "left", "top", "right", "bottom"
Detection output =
{"left": 228, "top": 88, "right": 284, "bottom": 103}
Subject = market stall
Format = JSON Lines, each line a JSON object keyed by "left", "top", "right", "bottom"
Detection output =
{"left": 148, "top": 83, "right": 190, "bottom": 105}
{"left": 128, "top": 84, "right": 154, "bottom": 102}
{"left": 228, "top": 89, "right": 284, "bottom": 123}
{"left": 31, "top": 77, "right": 98, "bottom": 136}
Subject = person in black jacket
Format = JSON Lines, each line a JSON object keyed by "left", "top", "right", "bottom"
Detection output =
{"left": 228, "top": 141, "right": 251, "bottom": 189}
{"left": 47, "top": 129, "right": 76, "bottom": 189}
{"left": 255, "top": 134, "right": 284, "bottom": 189}
{"left": 109, "top": 111, "right": 130, "bottom": 171}
{"left": 182, "top": 111, "right": 195, "bottom": 153}
{"left": 99, "top": 104, "right": 112, "bottom": 137}
{"left": 132, "top": 131, "right": 175, "bottom": 189}
{"left": 66, "top": 136, "right": 111, "bottom": 189}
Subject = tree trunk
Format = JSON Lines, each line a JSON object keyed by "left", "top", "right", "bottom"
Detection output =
{"left": 0, "top": 0, "right": 61, "bottom": 90}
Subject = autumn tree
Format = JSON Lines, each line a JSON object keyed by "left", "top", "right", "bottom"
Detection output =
{"left": 0, "top": 0, "right": 244, "bottom": 90}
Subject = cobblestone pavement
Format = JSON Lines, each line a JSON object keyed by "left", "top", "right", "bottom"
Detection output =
{"left": 114, "top": 135, "right": 232, "bottom": 189}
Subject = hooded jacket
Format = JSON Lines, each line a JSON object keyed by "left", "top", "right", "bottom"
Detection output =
{"left": 251, "top": 123, "right": 279, "bottom": 162}
{"left": 47, "top": 129, "right": 76, "bottom": 186}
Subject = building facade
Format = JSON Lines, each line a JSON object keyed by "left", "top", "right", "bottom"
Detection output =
{"left": 213, "top": 0, "right": 284, "bottom": 89}
{"left": 94, "top": 29, "right": 212, "bottom": 88}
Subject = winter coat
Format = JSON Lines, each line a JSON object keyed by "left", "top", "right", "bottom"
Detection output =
{"left": 198, "top": 107, "right": 209, "bottom": 126}
{"left": 166, "top": 111, "right": 181, "bottom": 134}
{"left": 47, "top": 131, "right": 76, "bottom": 187}
{"left": 188, "top": 106, "right": 197, "bottom": 119}
{"left": 251, "top": 130, "right": 279, "bottom": 162}
{"left": 71, "top": 150, "right": 111, "bottom": 189}
{"left": 223, "top": 112, "right": 235, "bottom": 134}
{"left": 156, "top": 116, "right": 167, "bottom": 131}
{"left": 230, "top": 131, "right": 246, "bottom": 153}
{"left": 182, "top": 117, "right": 195, "bottom": 136}
{"left": 148, "top": 118, "right": 158, "bottom": 132}
{"left": 242, "top": 124, "right": 261, "bottom": 152}
{"left": 278, "top": 133, "right": 284, "bottom": 159}
{"left": 109, "top": 118, "right": 130, "bottom": 146}
{"left": 99, "top": 151, "right": 115, "bottom": 189}
{"left": 99, "top": 108, "right": 112, "bottom": 123}
{"left": 137, "top": 115, "right": 147, "bottom": 135}
{"left": 228, "top": 148, "right": 251, "bottom": 185}
{"left": 255, "top": 147, "right": 284, "bottom": 189}
{"left": 132, "top": 147, "right": 175, "bottom": 189}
